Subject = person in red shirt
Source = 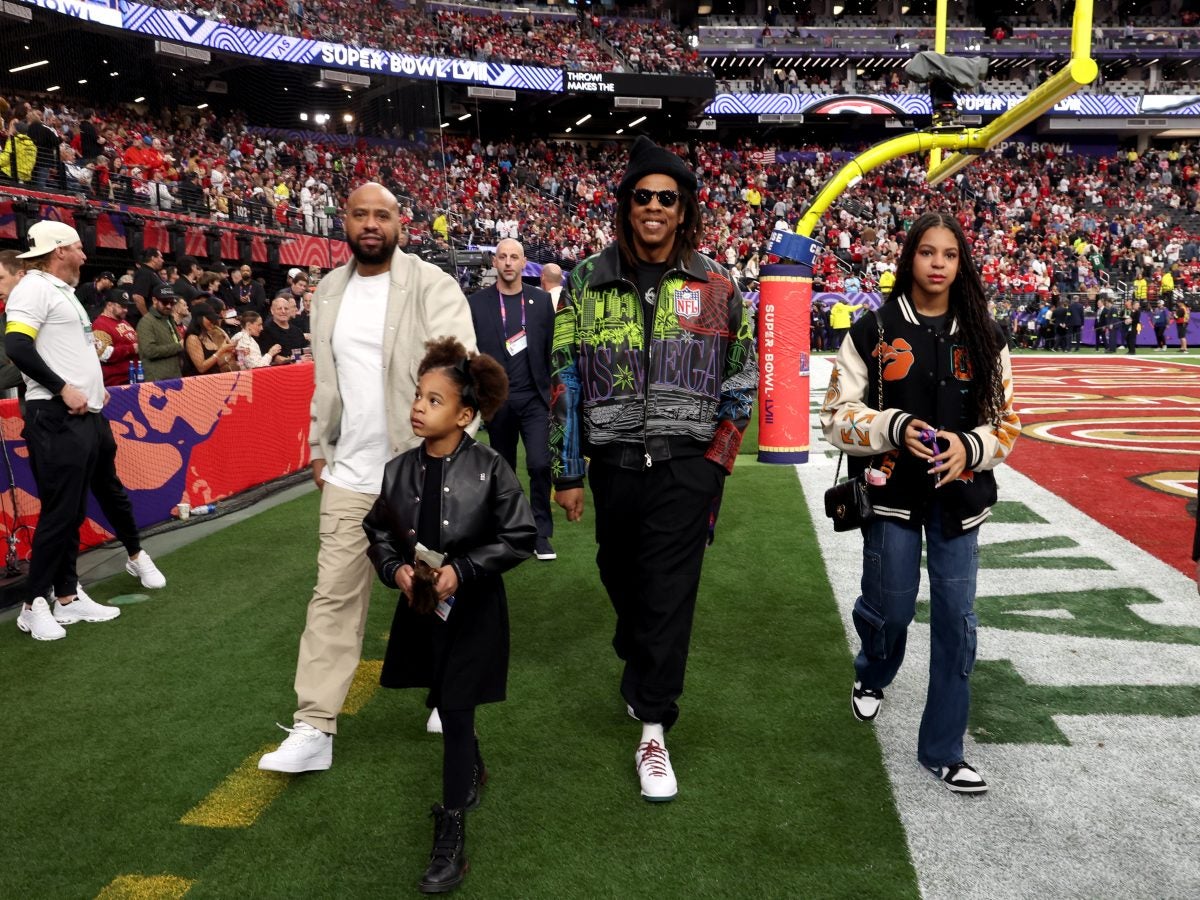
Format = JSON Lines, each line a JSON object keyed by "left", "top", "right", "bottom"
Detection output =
{"left": 91, "top": 292, "right": 140, "bottom": 386}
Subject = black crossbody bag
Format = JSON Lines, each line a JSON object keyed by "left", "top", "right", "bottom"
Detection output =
{"left": 824, "top": 310, "right": 883, "bottom": 532}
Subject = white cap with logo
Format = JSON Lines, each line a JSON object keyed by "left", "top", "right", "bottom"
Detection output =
{"left": 16, "top": 221, "right": 83, "bottom": 259}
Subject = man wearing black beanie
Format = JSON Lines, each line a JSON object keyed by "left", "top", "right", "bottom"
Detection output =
{"left": 550, "top": 136, "right": 758, "bottom": 802}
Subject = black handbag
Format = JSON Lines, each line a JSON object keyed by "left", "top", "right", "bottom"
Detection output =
{"left": 824, "top": 454, "right": 875, "bottom": 532}
{"left": 824, "top": 310, "right": 883, "bottom": 532}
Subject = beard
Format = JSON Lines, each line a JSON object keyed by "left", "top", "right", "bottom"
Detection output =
{"left": 348, "top": 231, "right": 398, "bottom": 267}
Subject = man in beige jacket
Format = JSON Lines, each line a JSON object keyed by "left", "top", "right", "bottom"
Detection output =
{"left": 260, "top": 183, "right": 477, "bottom": 772}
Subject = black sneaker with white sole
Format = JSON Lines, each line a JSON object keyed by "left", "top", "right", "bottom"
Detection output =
{"left": 535, "top": 537, "right": 556, "bottom": 561}
{"left": 851, "top": 681, "right": 884, "bottom": 722}
{"left": 930, "top": 761, "right": 988, "bottom": 794}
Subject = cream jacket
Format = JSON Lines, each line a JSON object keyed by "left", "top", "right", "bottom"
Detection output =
{"left": 308, "top": 250, "right": 477, "bottom": 464}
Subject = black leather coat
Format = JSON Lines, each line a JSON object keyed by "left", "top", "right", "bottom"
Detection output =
{"left": 363, "top": 434, "right": 536, "bottom": 705}
{"left": 364, "top": 434, "right": 536, "bottom": 586}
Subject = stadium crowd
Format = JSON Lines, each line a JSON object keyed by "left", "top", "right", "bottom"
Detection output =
{"left": 4, "top": 92, "right": 1200, "bottom": 329}
{"left": 147, "top": 0, "right": 698, "bottom": 73}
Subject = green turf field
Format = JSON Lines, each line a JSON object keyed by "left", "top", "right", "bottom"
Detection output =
{"left": 0, "top": 434, "right": 918, "bottom": 899}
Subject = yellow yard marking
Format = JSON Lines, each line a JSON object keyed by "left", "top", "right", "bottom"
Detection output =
{"left": 179, "top": 747, "right": 289, "bottom": 829}
{"left": 96, "top": 874, "right": 193, "bottom": 900}
{"left": 179, "top": 659, "right": 383, "bottom": 830}
{"left": 342, "top": 658, "right": 383, "bottom": 715}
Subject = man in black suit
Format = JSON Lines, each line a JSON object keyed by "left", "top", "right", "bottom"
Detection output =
{"left": 1068, "top": 296, "right": 1085, "bottom": 351}
{"left": 468, "top": 238, "right": 557, "bottom": 560}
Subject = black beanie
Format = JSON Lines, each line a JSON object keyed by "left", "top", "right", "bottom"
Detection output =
{"left": 617, "top": 136, "right": 697, "bottom": 197}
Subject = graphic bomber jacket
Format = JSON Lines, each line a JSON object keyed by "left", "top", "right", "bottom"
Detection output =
{"left": 550, "top": 243, "right": 758, "bottom": 486}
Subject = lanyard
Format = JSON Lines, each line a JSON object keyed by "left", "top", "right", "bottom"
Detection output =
{"left": 498, "top": 290, "right": 524, "bottom": 336}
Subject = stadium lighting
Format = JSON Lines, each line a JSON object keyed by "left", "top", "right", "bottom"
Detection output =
{"left": 615, "top": 128, "right": 624, "bottom": 134}
{"left": 46, "top": 85, "right": 60, "bottom": 92}
{"left": 629, "top": 116, "right": 647, "bottom": 127}
{"left": 110, "top": 71, "right": 119, "bottom": 77}
{"left": 315, "top": 113, "right": 329, "bottom": 125}
{"left": 9, "top": 60, "right": 49, "bottom": 73}
{"left": 832, "top": 5, "right": 844, "bottom": 14}
{"left": 565, "top": 127, "right": 573, "bottom": 133}
{"left": 77, "top": 79, "right": 87, "bottom": 84}
{"left": 458, "top": 113, "right": 471, "bottom": 121}
{"left": 197, "top": 103, "right": 208, "bottom": 109}
{"left": 901, "top": 4, "right": 910, "bottom": 12}
{"left": 300, "top": 113, "right": 308, "bottom": 121}
{"left": 134, "top": 96, "right": 145, "bottom": 102}
{"left": 576, "top": 114, "right": 591, "bottom": 125}
{"left": 343, "top": 113, "right": 354, "bottom": 122}
{"left": 440, "top": 122, "right": 449, "bottom": 128}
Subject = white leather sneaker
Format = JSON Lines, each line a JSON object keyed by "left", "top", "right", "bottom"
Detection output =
{"left": 125, "top": 551, "right": 166, "bottom": 589}
{"left": 53, "top": 585, "right": 121, "bottom": 624}
{"left": 17, "top": 598, "right": 66, "bottom": 641}
{"left": 258, "top": 722, "right": 333, "bottom": 773}
{"left": 636, "top": 739, "right": 678, "bottom": 802}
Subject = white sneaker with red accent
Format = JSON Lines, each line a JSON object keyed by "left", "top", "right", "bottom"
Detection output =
{"left": 635, "top": 739, "right": 677, "bottom": 802}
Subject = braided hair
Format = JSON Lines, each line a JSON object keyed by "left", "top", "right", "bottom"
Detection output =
{"left": 888, "top": 212, "right": 1005, "bottom": 426}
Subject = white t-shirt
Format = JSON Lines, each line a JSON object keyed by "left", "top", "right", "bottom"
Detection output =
{"left": 322, "top": 271, "right": 391, "bottom": 495}
{"left": 6, "top": 269, "right": 106, "bottom": 411}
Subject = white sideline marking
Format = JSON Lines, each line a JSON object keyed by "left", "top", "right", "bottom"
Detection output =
{"left": 800, "top": 356, "right": 1200, "bottom": 900}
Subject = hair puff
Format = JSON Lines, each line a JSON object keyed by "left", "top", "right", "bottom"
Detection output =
{"left": 418, "top": 336, "right": 509, "bottom": 422}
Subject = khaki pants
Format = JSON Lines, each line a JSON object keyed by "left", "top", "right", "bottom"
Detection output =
{"left": 294, "top": 481, "right": 377, "bottom": 735}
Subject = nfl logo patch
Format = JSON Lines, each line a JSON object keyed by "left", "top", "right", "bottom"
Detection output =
{"left": 674, "top": 288, "right": 701, "bottom": 318}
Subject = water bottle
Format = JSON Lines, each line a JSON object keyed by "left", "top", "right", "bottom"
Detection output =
{"left": 136, "top": 361, "right": 145, "bottom": 383}
{"left": 192, "top": 503, "right": 216, "bottom": 515}
{"left": 128, "top": 361, "right": 137, "bottom": 383}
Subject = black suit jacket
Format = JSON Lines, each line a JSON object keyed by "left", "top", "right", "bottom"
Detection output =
{"left": 468, "top": 283, "right": 554, "bottom": 405}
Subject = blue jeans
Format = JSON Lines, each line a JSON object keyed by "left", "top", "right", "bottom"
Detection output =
{"left": 852, "top": 507, "right": 980, "bottom": 768}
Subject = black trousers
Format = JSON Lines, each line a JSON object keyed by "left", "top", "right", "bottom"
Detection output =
{"left": 590, "top": 455, "right": 725, "bottom": 731}
{"left": 487, "top": 388, "right": 552, "bottom": 541}
{"left": 23, "top": 402, "right": 141, "bottom": 600}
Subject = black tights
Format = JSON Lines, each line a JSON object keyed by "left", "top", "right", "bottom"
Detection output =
{"left": 439, "top": 707, "right": 476, "bottom": 810}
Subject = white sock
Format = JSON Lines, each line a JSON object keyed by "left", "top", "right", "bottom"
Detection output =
{"left": 640, "top": 722, "right": 665, "bottom": 746}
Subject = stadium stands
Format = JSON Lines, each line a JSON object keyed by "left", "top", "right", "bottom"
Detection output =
{"left": 5, "top": 88, "right": 1199, "bottom": 316}
{"left": 140, "top": 0, "right": 706, "bottom": 73}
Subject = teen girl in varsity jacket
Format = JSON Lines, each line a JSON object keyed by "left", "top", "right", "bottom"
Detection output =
{"left": 820, "top": 212, "right": 1021, "bottom": 795}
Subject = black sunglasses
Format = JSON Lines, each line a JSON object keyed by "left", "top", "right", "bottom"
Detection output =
{"left": 632, "top": 188, "right": 679, "bottom": 208}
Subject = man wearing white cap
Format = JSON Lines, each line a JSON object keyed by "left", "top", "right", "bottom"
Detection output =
{"left": 5, "top": 220, "right": 167, "bottom": 642}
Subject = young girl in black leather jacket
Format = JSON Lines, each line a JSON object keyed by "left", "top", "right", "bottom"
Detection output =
{"left": 364, "top": 337, "right": 535, "bottom": 894}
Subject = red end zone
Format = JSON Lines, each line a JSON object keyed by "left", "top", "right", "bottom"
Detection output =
{"left": 1009, "top": 356, "right": 1200, "bottom": 576}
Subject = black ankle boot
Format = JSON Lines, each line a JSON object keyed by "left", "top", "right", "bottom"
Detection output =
{"left": 464, "top": 738, "right": 488, "bottom": 811}
{"left": 418, "top": 804, "right": 468, "bottom": 894}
